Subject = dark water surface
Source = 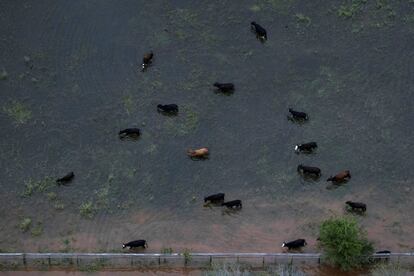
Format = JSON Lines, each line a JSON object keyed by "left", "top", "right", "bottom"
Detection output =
{"left": 0, "top": 0, "right": 413, "bottom": 254}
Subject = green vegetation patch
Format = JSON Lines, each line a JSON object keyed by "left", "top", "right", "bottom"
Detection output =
{"left": 31, "top": 223, "right": 43, "bottom": 237}
{"left": 338, "top": 0, "right": 367, "bottom": 18}
{"left": 295, "top": 13, "right": 311, "bottom": 26}
{"left": 318, "top": 216, "right": 373, "bottom": 270}
{"left": 19, "top": 218, "right": 32, "bottom": 232}
{"left": 79, "top": 201, "right": 96, "bottom": 219}
{"left": 3, "top": 101, "right": 32, "bottom": 125}
{"left": 22, "top": 177, "right": 55, "bottom": 197}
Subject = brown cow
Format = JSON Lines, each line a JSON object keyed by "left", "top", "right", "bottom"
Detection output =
{"left": 327, "top": 170, "right": 351, "bottom": 183}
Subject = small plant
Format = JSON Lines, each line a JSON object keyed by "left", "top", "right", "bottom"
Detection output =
{"left": 318, "top": 216, "right": 373, "bottom": 270}
{"left": 3, "top": 101, "right": 32, "bottom": 125}
{"left": 31, "top": 223, "right": 43, "bottom": 237}
{"left": 47, "top": 192, "right": 57, "bottom": 201}
{"left": 337, "top": 0, "right": 367, "bottom": 18}
{"left": 54, "top": 201, "right": 65, "bottom": 210}
{"left": 183, "top": 248, "right": 192, "bottom": 264}
{"left": 161, "top": 247, "right": 173, "bottom": 254}
{"left": 295, "top": 13, "right": 311, "bottom": 26}
{"left": 19, "top": 218, "right": 32, "bottom": 232}
{"left": 79, "top": 201, "right": 95, "bottom": 218}
{"left": 0, "top": 69, "right": 8, "bottom": 80}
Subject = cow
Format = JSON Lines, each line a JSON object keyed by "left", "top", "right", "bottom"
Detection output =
{"left": 122, "top": 240, "right": 148, "bottom": 249}
{"left": 295, "top": 142, "right": 317, "bottom": 153}
{"left": 327, "top": 170, "right": 351, "bottom": 183}
{"left": 142, "top": 51, "right": 153, "bottom": 71}
{"left": 213, "top": 82, "right": 235, "bottom": 93}
{"left": 282, "top": 239, "right": 307, "bottom": 250}
{"left": 251, "top": 21, "right": 267, "bottom": 41}
{"left": 288, "top": 108, "right": 309, "bottom": 121}
{"left": 345, "top": 201, "right": 366, "bottom": 213}
{"left": 204, "top": 193, "right": 225, "bottom": 204}
{"left": 187, "top": 148, "right": 209, "bottom": 159}
{"left": 119, "top": 128, "right": 141, "bottom": 139}
{"left": 157, "top": 104, "right": 179, "bottom": 115}
{"left": 222, "top": 200, "right": 242, "bottom": 209}
{"left": 56, "top": 172, "right": 74, "bottom": 184}
{"left": 297, "top": 164, "right": 321, "bottom": 177}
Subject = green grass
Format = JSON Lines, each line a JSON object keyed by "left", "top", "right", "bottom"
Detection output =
{"left": 22, "top": 177, "right": 55, "bottom": 197}
{"left": 47, "top": 192, "right": 57, "bottom": 201}
{"left": 338, "top": 0, "right": 367, "bottom": 18}
{"left": 295, "top": 13, "right": 311, "bottom": 26}
{"left": 19, "top": 218, "right": 32, "bottom": 232}
{"left": 54, "top": 201, "right": 65, "bottom": 211}
{"left": 3, "top": 101, "right": 32, "bottom": 125}
{"left": 161, "top": 247, "right": 173, "bottom": 254}
{"left": 183, "top": 248, "right": 192, "bottom": 264}
{"left": 31, "top": 223, "right": 43, "bottom": 237}
{"left": 0, "top": 69, "right": 8, "bottom": 80}
{"left": 370, "top": 262, "right": 410, "bottom": 276}
{"left": 79, "top": 201, "right": 95, "bottom": 219}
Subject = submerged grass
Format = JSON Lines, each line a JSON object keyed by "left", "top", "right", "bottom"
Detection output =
{"left": 3, "top": 101, "right": 32, "bottom": 125}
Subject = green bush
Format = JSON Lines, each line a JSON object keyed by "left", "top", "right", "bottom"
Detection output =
{"left": 318, "top": 216, "right": 373, "bottom": 270}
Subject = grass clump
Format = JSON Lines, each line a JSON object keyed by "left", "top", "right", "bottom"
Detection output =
{"left": 31, "top": 223, "right": 43, "bottom": 237}
{"left": 22, "top": 177, "right": 55, "bottom": 197}
{"left": 19, "top": 218, "right": 32, "bottom": 232}
{"left": 79, "top": 201, "right": 95, "bottom": 219}
{"left": 3, "top": 101, "right": 32, "bottom": 125}
{"left": 54, "top": 201, "right": 65, "bottom": 211}
{"left": 295, "top": 13, "right": 311, "bottom": 26}
{"left": 318, "top": 216, "right": 373, "bottom": 271}
{"left": 161, "top": 247, "right": 173, "bottom": 254}
{"left": 47, "top": 192, "right": 57, "bottom": 201}
{"left": 370, "top": 263, "right": 410, "bottom": 276}
{"left": 0, "top": 69, "right": 8, "bottom": 80}
{"left": 182, "top": 248, "right": 192, "bottom": 264}
{"left": 338, "top": 0, "right": 367, "bottom": 18}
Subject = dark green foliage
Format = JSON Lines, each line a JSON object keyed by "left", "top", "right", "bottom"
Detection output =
{"left": 318, "top": 216, "right": 373, "bottom": 271}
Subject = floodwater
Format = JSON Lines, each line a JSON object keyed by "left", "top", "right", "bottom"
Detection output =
{"left": 0, "top": 0, "right": 413, "bottom": 258}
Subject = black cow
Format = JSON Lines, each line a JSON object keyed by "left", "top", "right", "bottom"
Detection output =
{"left": 222, "top": 200, "right": 242, "bottom": 209}
{"left": 157, "top": 104, "right": 179, "bottom": 115}
{"left": 56, "top": 172, "right": 74, "bottom": 184}
{"left": 119, "top": 128, "right": 141, "bottom": 139}
{"left": 123, "top": 240, "right": 148, "bottom": 249}
{"left": 213, "top": 82, "right": 235, "bottom": 93}
{"left": 295, "top": 142, "right": 317, "bottom": 153}
{"left": 376, "top": 250, "right": 391, "bottom": 254}
{"left": 288, "top": 108, "right": 309, "bottom": 121}
{"left": 346, "top": 201, "right": 366, "bottom": 212}
{"left": 142, "top": 51, "right": 153, "bottom": 71}
{"left": 297, "top": 164, "right": 321, "bottom": 177}
{"left": 204, "top": 193, "right": 225, "bottom": 204}
{"left": 282, "top": 239, "right": 307, "bottom": 250}
{"left": 251, "top": 21, "right": 267, "bottom": 40}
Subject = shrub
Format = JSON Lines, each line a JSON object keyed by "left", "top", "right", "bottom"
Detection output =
{"left": 318, "top": 216, "right": 373, "bottom": 270}
{"left": 79, "top": 202, "right": 95, "bottom": 218}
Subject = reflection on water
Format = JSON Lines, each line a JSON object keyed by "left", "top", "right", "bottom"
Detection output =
{"left": 0, "top": 0, "right": 413, "bottom": 258}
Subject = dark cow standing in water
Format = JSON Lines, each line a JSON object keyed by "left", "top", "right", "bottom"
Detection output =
{"left": 122, "top": 240, "right": 148, "bottom": 249}
{"left": 222, "top": 200, "right": 242, "bottom": 209}
{"left": 157, "top": 104, "right": 179, "bottom": 115}
{"left": 119, "top": 128, "right": 141, "bottom": 139}
{"left": 295, "top": 142, "right": 317, "bottom": 153}
{"left": 282, "top": 239, "right": 307, "bottom": 250}
{"left": 297, "top": 164, "right": 321, "bottom": 177}
{"left": 56, "top": 172, "right": 74, "bottom": 184}
{"left": 251, "top": 21, "right": 267, "bottom": 40}
{"left": 213, "top": 82, "right": 235, "bottom": 93}
{"left": 142, "top": 51, "right": 153, "bottom": 71}
{"left": 288, "top": 108, "right": 309, "bottom": 121}
{"left": 204, "top": 193, "right": 225, "bottom": 204}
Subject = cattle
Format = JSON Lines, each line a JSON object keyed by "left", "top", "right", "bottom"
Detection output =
{"left": 187, "top": 147, "right": 209, "bottom": 159}
{"left": 345, "top": 201, "right": 366, "bottom": 213}
{"left": 56, "top": 172, "right": 74, "bottom": 184}
{"left": 297, "top": 164, "right": 321, "bottom": 177}
{"left": 251, "top": 21, "right": 267, "bottom": 40}
{"left": 123, "top": 240, "right": 148, "bottom": 249}
{"left": 119, "top": 128, "right": 141, "bottom": 139}
{"left": 222, "top": 200, "right": 242, "bottom": 209}
{"left": 157, "top": 104, "right": 179, "bottom": 115}
{"left": 327, "top": 170, "right": 351, "bottom": 183}
{"left": 142, "top": 51, "right": 153, "bottom": 71}
{"left": 213, "top": 82, "right": 235, "bottom": 93}
{"left": 282, "top": 239, "right": 307, "bottom": 250}
{"left": 204, "top": 193, "right": 225, "bottom": 204}
{"left": 288, "top": 108, "right": 309, "bottom": 121}
{"left": 295, "top": 142, "right": 317, "bottom": 153}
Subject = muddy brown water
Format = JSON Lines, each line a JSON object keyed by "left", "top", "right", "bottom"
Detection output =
{"left": 0, "top": 0, "right": 413, "bottom": 266}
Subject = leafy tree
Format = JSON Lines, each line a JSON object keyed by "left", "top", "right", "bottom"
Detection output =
{"left": 318, "top": 216, "right": 373, "bottom": 270}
